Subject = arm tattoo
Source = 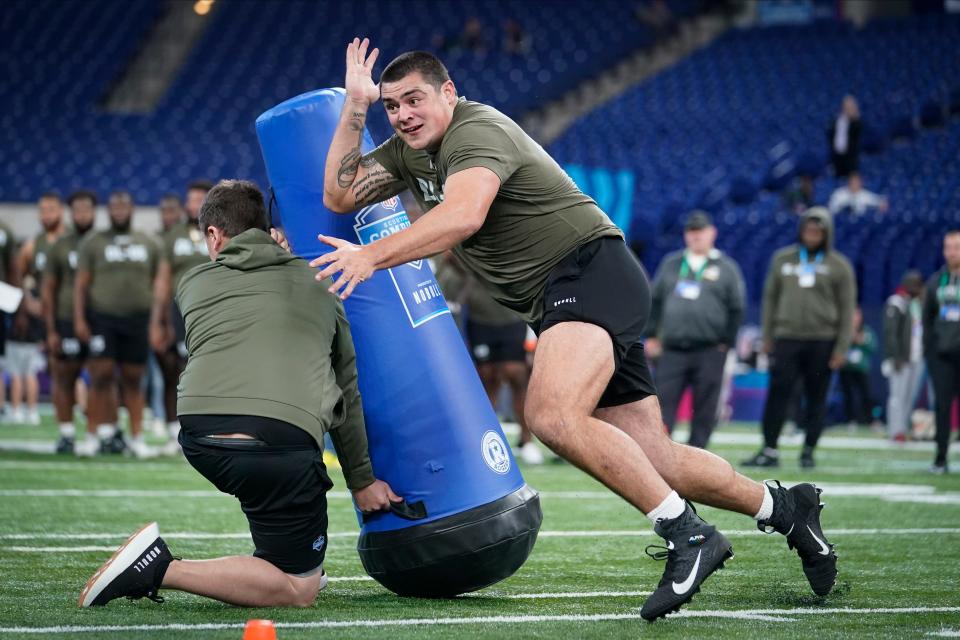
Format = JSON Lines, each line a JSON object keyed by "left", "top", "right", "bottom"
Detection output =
{"left": 336, "top": 112, "right": 367, "bottom": 188}
{"left": 352, "top": 168, "right": 397, "bottom": 205}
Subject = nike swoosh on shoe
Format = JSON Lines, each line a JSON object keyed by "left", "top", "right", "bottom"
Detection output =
{"left": 671, "top": 549, "right": 702, "bottom": 595}
{"left": 807, "top": 525, "right": 831, "bottom": 556}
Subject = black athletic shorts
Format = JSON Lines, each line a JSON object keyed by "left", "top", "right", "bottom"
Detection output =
{"left": 171, "top": 301, "right": 187, "bottom": 359}
{"left": 467, "top": 319, "right": 527, "bottom": 364}
{"left": 179, "top": 414, "right": 333, "bottom": 576}
{"left": 0, "top": 312, "right": 6, "bottom": 357}
{"left": 54, "top": 319, "right": 89, "bottom": 361}
{"left": 532, "top": 235, "right": 657, "bottom": 408}
{"left": 87, "top": 310, "right": 149, "bottom": 365}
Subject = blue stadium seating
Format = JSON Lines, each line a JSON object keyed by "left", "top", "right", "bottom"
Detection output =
{"left": 550, "top": 14, "right": 960, "bottom": 304}
{"left": 1, "top": 0, "right": 703, "bottom": 203}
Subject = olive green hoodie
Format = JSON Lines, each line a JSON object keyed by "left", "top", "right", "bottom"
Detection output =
{"left": 761, "top": 207, "right": 857, "bottom": 359}
{"left": 176, "top": 229, "right": 374, "bottom": 491}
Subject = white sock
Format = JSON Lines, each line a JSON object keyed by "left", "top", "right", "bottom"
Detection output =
{"left": 59, "top": 423, "right": 76, "bottom": 438}
{"left": 646, "top": 490, "right": 686, "bottom": 525}
{"left": 96, "top": 424, "right": 117, "bottom": 440}
{"left": 131, "top": 434, "right": 144, "bottom": 444}
{"left": 753, "top": 484, "right": 775, "bottom": 521}
{"left": 167, "top": 421, "right": 181, "bottom": 439}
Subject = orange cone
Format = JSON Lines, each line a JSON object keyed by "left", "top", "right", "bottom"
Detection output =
{"left": 243, "top": 619, "right": 277, "bottom": 640}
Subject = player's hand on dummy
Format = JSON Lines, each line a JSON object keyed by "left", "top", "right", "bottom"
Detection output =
{"left": 310, "top": 235, "right": 375, "bottom": 300}
{"left": 353, "top": 479, "right": 401, "bottom": 514}
{"left": 344, "top": 37, "right": 380, "bottom": 107}
{"left": 269, "top": 227, "right": 290, "bottom": 253}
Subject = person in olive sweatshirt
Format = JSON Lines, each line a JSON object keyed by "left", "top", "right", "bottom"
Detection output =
{"left": 80, "top": 180, "right": 399, "bottom": 609}
{"left": 923, "top": 229, "right": 960, "bottom": 474}
{"left": 744, "top": 207, "right": 856, "bottom": 469}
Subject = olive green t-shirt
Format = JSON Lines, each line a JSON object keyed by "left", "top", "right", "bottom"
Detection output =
{"left": 44, "top": 231, "right": 89, "bottom": 321}
{"left": 30, "top": 232, "right": 57, "bottom": 289}
{"left": 78, "top": 230, "right": 159, "bottom": 317}
{"left": 0, "top": 221, "right": 14, "bottom": 283}
{"left": 371, "top": 97, "right": 622, "bottom": 323}
{"left": 163, "top": 221, "right": 208, "bottom": 291}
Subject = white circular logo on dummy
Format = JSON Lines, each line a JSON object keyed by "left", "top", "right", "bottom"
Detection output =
{"left": 481, "top": 430, "right": 511, "bottom": 475}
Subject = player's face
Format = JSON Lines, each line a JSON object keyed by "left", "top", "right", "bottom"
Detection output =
{"left": 381, "top": 73, "right": 457, "bottom": 151}
{"left": 38, "top": 197, "right": 63, "bottom": 232}
{"left": 160, "top": 201, "right": 182, "bottom": 230}
{"left": 801, "top": 223, "right": 825, "bottom": 251}
{"left": 683, "top": 226, "right": 715, "bottom": 254}
{"left": 108, "top": 197, "right": 134, "bottom": 231}
{"left": 70, "top": 199, "right": 96, "bottom": 233}
{"left": 944, "top": 233, "right": 960, "bottom": 269}
{"left": 185, "top": 188, "right": 207, "bottom": 221}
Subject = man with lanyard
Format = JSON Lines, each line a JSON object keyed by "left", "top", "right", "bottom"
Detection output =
{"left": 150, "top": 180, "right": 212, "bottom": 454}
{"left": 646, "top": 211, "right": 745, "bottom": 449}
{"left": 745, "top": 207, "right": 856, "bottom": 469}
{"left": 922, "top": 230, "right": 960, "bottom": 474}
{"left": 43, "top": 190, "right": 97, "bottom": 454}
{"left": 75, "top": 191, "right": 160, "bottom": 458}
{"left": 11, "top": 191, "right": 65, "bottom": 425}
{"left": 312, "top": 40, "right": 838, "bottom": 619}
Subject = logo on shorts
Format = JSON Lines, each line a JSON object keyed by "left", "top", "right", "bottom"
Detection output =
{"left": 552, "top": 297, "right": 577, "bottom": 308}
{"left": 312, "top": 535, "right": 326, "bottom": 552}
{"left": 61, "top": 338, "right": 81, "bottom": 356}
{"left": 89, "top": 335, "right": 106, "bottom": 356}
{"left": 481, "top": 430, "right": 511, "bottom": 475}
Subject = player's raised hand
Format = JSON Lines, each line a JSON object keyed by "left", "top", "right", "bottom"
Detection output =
{"left": 345, "top": 37, "right": 380, "bottom": 106}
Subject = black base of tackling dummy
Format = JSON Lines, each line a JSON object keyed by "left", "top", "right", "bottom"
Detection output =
{"left": 358, "top": 485, "right": 542, "bottom": 597}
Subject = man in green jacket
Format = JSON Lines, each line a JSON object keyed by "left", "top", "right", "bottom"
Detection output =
{"left": 744, "top": 207, "right": 856, "bottom": 469}
{"left": 80, "top": 180, "right": 398, "bottom": 609}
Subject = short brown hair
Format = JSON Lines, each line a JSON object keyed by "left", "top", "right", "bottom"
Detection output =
{"left": 380, "top": 51, "right": 451, "bottom": 89}
{"left": 198, "top": 180, "right": 268, "bottom": 236}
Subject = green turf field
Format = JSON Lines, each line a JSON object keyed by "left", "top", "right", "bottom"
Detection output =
{"left": 1, "top": 417, "right": 958, "bottom": 639}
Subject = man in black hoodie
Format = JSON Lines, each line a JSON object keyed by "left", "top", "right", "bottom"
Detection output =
{"left": 744, "top": 208, "right": 856, "bottom": 469}
{"left": 923, "top": 230, "right": 960, "bottom": 474}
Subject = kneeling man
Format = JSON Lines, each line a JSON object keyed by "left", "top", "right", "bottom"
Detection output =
{"left": 80, "top": 180, "right": 398, "bottom": 608}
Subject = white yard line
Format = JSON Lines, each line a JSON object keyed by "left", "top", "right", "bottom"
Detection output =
{"left": 3, "top": 527, "right": 960, "bottom": 550}
{"left": 1, "top": 607, "right": 958, "bottom": 634}
{"left": 0, "top": 483, "right": 954, "bottom": 502}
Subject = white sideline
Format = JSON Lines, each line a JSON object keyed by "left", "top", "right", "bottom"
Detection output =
{"left": 0, "top": 607, "right": 958, "bottom": 634}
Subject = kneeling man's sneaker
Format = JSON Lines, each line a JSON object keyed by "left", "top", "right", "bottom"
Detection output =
{"left": 79, "top": 522, "right": 174, "bottom": 607}
{"left": 759, "top": 481, "right": 837, "bottom": 596}
{"left": 640, "top": 503, "right": 734, "bottom": 621}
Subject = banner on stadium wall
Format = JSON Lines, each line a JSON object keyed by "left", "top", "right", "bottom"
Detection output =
{"left": 563, "top": 165, "right": 635, "bottom": 238}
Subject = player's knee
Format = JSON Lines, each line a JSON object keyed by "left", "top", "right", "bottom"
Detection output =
{"left": 287, "top": 576, "right": 321, "bottom": 608}
{"left": 524, "top": 406, "right": 572, "bottom": 449}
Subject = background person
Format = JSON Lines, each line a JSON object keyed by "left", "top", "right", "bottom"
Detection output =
{"left": 923, "top": 230, "right": 960, "bottom": 474}
{"left": 883, "top": 271, "right": 926, "bottom": 442}
{"left": 744, "top": 207, "right": 856, "bottom": 469}
{"left": 646, "top": 211, "right": 745, "bottom": 449}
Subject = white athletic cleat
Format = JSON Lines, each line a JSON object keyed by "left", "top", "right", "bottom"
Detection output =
{"left": 520, "top": 441, "right": 544, "bottom": 465}
{"left": 129, "top": 439, "right": 158, "bottom": 459}
{"left": 160, "top": 439, "right": 182, "bottom": 457}
{"left": 75, "top": 437, "right": 100, "bottom": 458}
